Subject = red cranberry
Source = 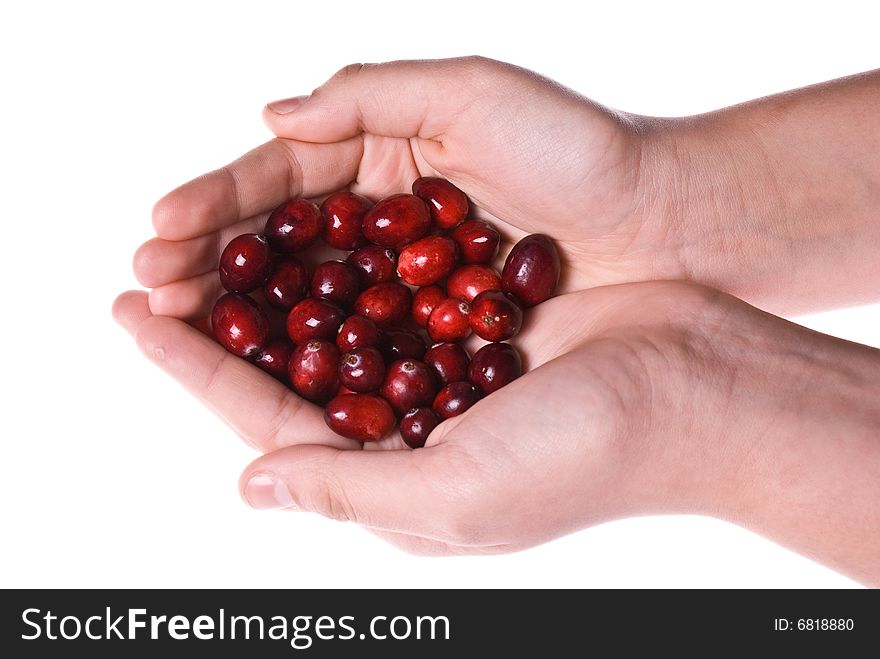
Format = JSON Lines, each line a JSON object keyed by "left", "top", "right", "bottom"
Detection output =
{"left": 427, "top": 298, "right": 472, "bottom": 343}
{"left": 211, "top": 293, "right": 269, "bottom": 358}
{"left": 399, "top": 407, "right": 440, "bottom": 449}
{"left": 336, "top": 384, "right": 358, "bottom": 396}
{"left": 424, "top": 342, "right": 470, "bottom": 386}
{"left": 289, "top": 340, "right": 340, "bottom": 404}
{"left": 320, "top": 191, "right": 371, "bottom": 250}
{"left": 469, "top": 290, "right": 523, "bottom": 342}
{"left": 263, "top": 255, "right": 308, "bottom": 310}
{"left": 361, "top": 193, "right": 430, "bottom": 249}
{"left": 309, "top": 260, "right": 361, "bottom": 308}
{"left": 346, "top": 245, "right": 398, "bottom": 287}
{"left": 253, "top": 338, "right": 293, "bottom": 382}
{"left": 469, "top": 342, "right": 522, "bottom": 395}
{"left": 324, "top": 394, "right": 395, "bottom": 442}
{"left": 381, "top": 359, "right": 438, "bottom": 417}
{"left": 433, "top": 381, "right": 481, "bottom": 419}
{"left": 501, "top": 234, "right": 561, "bottom": 307}
{"left": 412, "top": 177, "right": 469, "bottom": 229}
{"left": 336, "top": 315, "right": 382, "bottom": 353}
{"left": 354, "top": 282, "right": 412, "bottom": 328}
{"left": 396, "top": 236, "right": 459, "bottom": 286}
{"left": 218, "top": 234, "right": 273, "bottom": 293}
{"left": 286, "top": 298, "right": 345, "bottom": 344}
{"left": 265, "top": 198, "right": 322, "bottom": 253}
{"left": 411, "top": 285, "right": 446, "bottom": 328}
{"left": 380, "top": 328, "right": 427, "bottom": 362}
{"left": 450, "top": 220, "right": 501, "bottom": 264}
{"left": 446, "top": 264, "right": 502, "bottom": 303}
{"left": 338, "top": 346, "right": 386, "bottom": 393}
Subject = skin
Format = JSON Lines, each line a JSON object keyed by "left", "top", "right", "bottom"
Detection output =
{"left": 113, "top": 57, "right": 880, "bottom": 585}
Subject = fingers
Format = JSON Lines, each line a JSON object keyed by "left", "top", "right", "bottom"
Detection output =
{"left": 152, "top": 137, "right": 362, "bottom": 242}
{"left": 112, "top": 290, "right": 359, "bottom": 452}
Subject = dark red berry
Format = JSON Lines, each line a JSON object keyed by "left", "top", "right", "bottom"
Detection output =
{"left": 219, "top": 233, "right": 273, "bottom": 293}
{"left": 362, "top": 193, "right": 430, "bottom": 249}
{"left": 433, "top": 381, "right": 481, "bottom": 419}
{"left": 265, "top": 198, "right": 322, "bottom": 253}
{"left": 346, "top": 245, "right": 398, "bottom": 287}
{"left": 263, "top": 255, "right": 308, "bottom": 310}
{"left": 380, "top": 328, "right": 427, "bottom": 362}
{"left": 339, "top": 346, "right": 386, "bottom": 393}
{"left": 211, "top": 293, "right": 269, "bottom": 358}
{"left": 354, "top": 282, "right": 412, "bottom": 328}
{"left": 381, "top": 359, "right": 438, "bottom": 417}
{"left": 469, "top": 290, "right": 523, "bottom": 342}
{"left": 286, "top": 298, "right": 345, "bottom": 344}
{"left": 427, "top": 298, "right": 472, "bottom": 343}
{"left": 468, "top": 342, "right": 522, "bottom": 395}
{"left": 309, "top": 260, "right": 361, "bottom": 308}
{"left": 450, "top": 220, "right": 501, "bottom": 264}
{"left": 446, "top": 264, "right": 502, "bottom": 303}
{"left": 336, "top": 384, "right": 358, "bottom": 396}
{"left": 324, "top": 394, "right": 395, "bottom": 442}
{"left": 253, "top": 338, "right": 294, "bottom": 382}
{"left": 411, "top": 285, "right": 446, "bottom": 328}
{"left": 412, "top": 177, "right": 469, "bottom": 229}
{"left": 289, "top": 340, "right": 340, "bottom": 404}
{"left": 397, "top": 236, "right": 459, "bottom": 286}
{"left": 336, "top": 315, "right": 382, "bottom": 353}
{"left": 400, "top": 407, "right": 440, "bottom": 449}
{"left": 424, "top": 342, "right": 470, "bottom": 386}
{"left": 320, "top": 191, "right": 371, "bottom": 250}
{"left": 501, "top": 234, "right": 561, "bottom": 308}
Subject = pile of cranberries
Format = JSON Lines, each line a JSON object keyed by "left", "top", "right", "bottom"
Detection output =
{"left": 211, "top": 178, "right": 560, "bottom": 447}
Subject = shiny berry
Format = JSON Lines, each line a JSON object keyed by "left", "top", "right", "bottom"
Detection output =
{"left": 263, "top": 255, "right": 308, "bottom": 310}
{"left": 446, "top": 264, "right": 502, "bottom": 303}
{"left": 400, "top": 407, "right": 440, "bottom": 449}
{"left": 450, "top": 220, "right": 501, "bottom": 264}
{"left": 362, "top": 193, "right": 430, "bottom": 249}
{"left": 381, "top": 359, "right": 438, "bottom": 417}
{"left": 412, "top": 285, "right": 446, "bottom": 328}
{"left": 346, "top": 245, "right": 398, "bottom": 287}
{"left": 433, "top": 382, "right": 481, "bottom": 419}
{"left": 424, "top": 343, "right": 470, "bottom": 386}
{"left": 469, "top": 342, "right": 522, "bottom": 395}
{"left": 310, "top": 260, "right": 361, "bottom": 308}
{"left": 396, "top": 236, "right": 459, "bottom": 286}
{"left": 501, "top": 234, "right": 561, "bottom": 308}
{"left": 336, "top": 315, "right": 382, "bottom": 353}
{"left": 265, "top": 198, "right": 322, "bottom": 253}
{"left": 218, "top": 234, "right": 273, "bottom": 293}
{"left": 339, "top": 346, "right": 386, "bottom": 393}
{"left": 253, "top": 338, "right": 294, "bottom": 382}
{"left": 412, "top": 177, "right": 469, "bottom": 229}
{"left": 324, "top": 394, "right": 396, "bottom": 442}
{"left": 354, "top": 282, "right": 412, "bottom": 328}
{"left": 380, "top": 328, "right": 427, "bottom": 362}
{"left": 289, "top": 340, "right": 340, "bottom": 404}
{"left": 427, "top": 298, "right": 472, "bottom": 343}
{"left": 211, "top": 293, "right": 269, "bottom": 358}
{"left": 286, "top": 298, "right": 345, "bottom": 344}
{"left": 320, "top": 191, "right": 371, "bottom": 250}
{"left": 469, "top": 290, "right": 523, "bottom": 342}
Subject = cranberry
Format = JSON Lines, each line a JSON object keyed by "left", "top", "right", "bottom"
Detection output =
{"left": 336, "top": 384, "right": 358, "bottom": 396}
{"left": 362, "top": 193, "right": 430, "bottom": 249}
{"left": 218, "top": 233, "right": 273, "bottom": 293}
{"left": 396, "top": 236, "right": 459, "bottom": 286}
{"left": 263, "top": 255, "right": 309, "bottom": 310}
{"left": 289, "top": 340, "right": 340, "bottom": 404}
{"left": 346, "top": 245, "right": 398, "bottom": 287}
{"left": 265, "top": 198, "right": 322, "bottom": 253}
{"left": 411, "top": 285, "right": 446, "bottom": 328}
{"left": 424, "top": 342, "right": 470, "bottom": 386}
{"left": 320, "top": 191, "right": 371, "bottom": 250}
{"left": 211, "top": 293, "right": 269, "bottom": 358}
{"left": 324, "top": 394, "right": 395, "bottom": 442}
{"left": 338, "top": 346, "right": 386, "bottom": 393}
{"left": 354, "top": 282, "right": 412, "bottom": 328}
{"left": 380, "top": 328, "right": 427, "bottom": 362}
{"left": 468, "top": 290, "right": 523, "bottom": 342}
{"left": 469, "top": 342, "right": 522, "bottom": 395}
{"left": 253, "top": 338, "right": 294, "bottom": 382}
{"left": 433, "top": 381, "right": 481, "bottom": 419}
{"left": 309, "top": 260, "right": 361, "bottom": 308}
{"left": 336, "top": 315, "right": 382, "bottom": 353}
{"left": 501, "top": 234, "right": 561, "bottom": 307}
{"left": 286, "top": 298, "right": 345, "bottom": 344}
{"left": 381, "top": 359, "right": 438, "bottom": 417}
{"left": 446, "top": 264, "right": 502, "bottom": 303}
{"left": 412, "top": 177, "right": 469, "bottom": 229}
{"left": 399, "top": 407, "right": 440, "bottom": 449}
{"left": 450, "top": 220, "right": 501, "bottom": 264}
{"left": 427, "top": 298, "right": 472, "bottom": 343}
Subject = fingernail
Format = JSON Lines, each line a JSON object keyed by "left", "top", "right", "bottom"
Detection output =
{"left": 243, "top": 472, "right": 296, "bottom": 510}
{"left": 267, "top": 95, "right": 308, "bottom": 115}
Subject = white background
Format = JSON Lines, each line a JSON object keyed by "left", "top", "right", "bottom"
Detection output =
{"left": 1, "top": 0, "right": 877, "bottom": 588}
